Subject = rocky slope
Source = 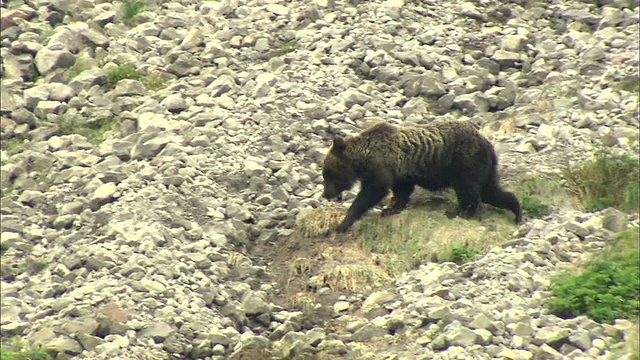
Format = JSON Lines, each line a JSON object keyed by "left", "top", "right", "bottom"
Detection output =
{"left": 0, "top": 0, "right": 638, "bottom": 359}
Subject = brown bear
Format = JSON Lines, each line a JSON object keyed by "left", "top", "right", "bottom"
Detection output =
{"left": 321, "top": 121, "right": 521, "bottom": 233}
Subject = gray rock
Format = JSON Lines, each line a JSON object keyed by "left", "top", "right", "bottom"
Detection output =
{"left": 34, "top": 48, "right": 75, "bottom": 75}
{"left": 565, "top": 221, "right": 591, "bottom": 239}
{"left": 138, "top": 323, "right": 175, "bottom": 342}
{"left": 534, "top": 326, "right": 570, "bottom": 346}
{"left": 446, "top": 326, "right": 478, "bottom": 347}
{"left": 112, "top": 79, "right": 146, "bottom": 96}
{"left": 492, "top": 50, "right": 522, "bottom": 69}
{"left": 352, "top": 323, "right": 387, "bottom": 342}
{"left": 601, "top": 209, "right": 627, "bottom": 232}
{"left": 501, "top": 35, "right": 527, "bottom": 52}
{"left": 341, "top": 89, "right": 372, "bottom": 108}
{"left": 42, "top": 336, "right": 83, "bottom": 355}
{"left": 569, "top": 329, "right": 592, "bottom": 351}
{"left": 69, "top": 68, "right": 106, "bottom": 92}
{"left": 89, "top": 182, "right": 117, "bottom": 211}
{"left": 62, "top": 318, "right": 100, "bottom": 336}
{"left": 242, "top": 291, "right": 270, "bottom": 316}
{"left": 226, "top": 203, "right": 253, "bottom": 222}
{"left": 453, "top": 92, "right": 490, "bottom": 114}
{"left": 317, "top": 339, "right": 347, "bottom": 354}
{"left": 535, "top": 343, "right": 564, "bottom": 359}
{"left": 161, "top": 94, "right": 188, "bottom": 113}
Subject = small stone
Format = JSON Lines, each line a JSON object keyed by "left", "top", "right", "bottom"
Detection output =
{"left": 334, "top": 301, "right": 350, "bottom": 313}
{"left": 317, "top": 339, "right": 347, "bottom": 354}
{"left": 160, "top": 94, "right": 188, "bottom": 113}
{"left": 351, "top": 323, "right": 387, "bottom": 342}
{"left": 446, "top": 326, "right": 478, "bottom": 347}
{"left": 536, "top": 344, "right": 564, "bottom": 359}
{"left": 34, "top": 48, "right": 75, "bottom": 75}
{"left": 90, "top": 182, "right": 117, "bottom": 211}
{"left": 138, "top": 322, "right": 175, "bottom": 342}
{"left": 534, "top": 326, "right": 570, "bottom": 346}
{"left": 138, "top": 278, "right": 166, "bottom": 293}
{"left": 43, "top": 336, "right": 83, "bottom": 355}
{"left": 242, "top": 291, "right": 270, "bottom": 316}
{"left": 565, "top": 221, "right": 591, "bottom": 239}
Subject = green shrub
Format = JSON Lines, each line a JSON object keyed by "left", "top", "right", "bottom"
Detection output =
{"left": 122, "top": 0, "right": 145, "bottom": 26}
{"left": 547, "top": 229, "right": 639, "bottom": 324}
{"left": 0, "top": 340, "right": 50, "bottom": 360}
{"left": 104, "top": 64, "right": 164, "bottom": 91}
{"left": 58, "top": 115, "right": 119, "bottom": 145}
{"left": 447, "top": 245, "right": 482, "bottom": 264}
{"left": 520, "top": 194, "right": 552, "bottom": 218}
{"left": 564, "top": 151, "right": 639, "bottom": 213}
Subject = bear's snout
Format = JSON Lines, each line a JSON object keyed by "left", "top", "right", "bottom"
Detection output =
{"left": 322, "top": 188, "right": 343, "bottom": 201}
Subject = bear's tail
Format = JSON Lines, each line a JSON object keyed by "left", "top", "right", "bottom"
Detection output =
{"left": 482, "top": 153, "right": 522, "bottom": 223}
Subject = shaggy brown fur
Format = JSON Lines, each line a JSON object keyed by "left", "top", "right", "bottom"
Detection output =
{"left": 322, "top": 121, "right": 521, "bottom": 232}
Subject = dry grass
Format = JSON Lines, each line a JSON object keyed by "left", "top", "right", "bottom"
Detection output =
{"left": 353, "top": 193, "right": 517, "bottom": 275}
{"left": 564, "top": 152, "right": 639, "bottom": 213}
{"left": 295, "top": 206, "right": 345, "bottom": 238}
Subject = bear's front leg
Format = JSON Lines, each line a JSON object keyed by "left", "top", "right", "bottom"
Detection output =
{"left": 337, "top": 182, "right": 389, "bottom": 232}
{"left": 381, "top": 182, "right": 415, "bottom": 217}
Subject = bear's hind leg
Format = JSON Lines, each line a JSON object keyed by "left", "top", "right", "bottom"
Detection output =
{"left": 449, "top": 182, "right": 482, "bottom": 220}
{"left": 482, "top": 185, "right": 522, "bottom": 223}
{"left": 381, "top": 182, "right": 415, "bottom": 217}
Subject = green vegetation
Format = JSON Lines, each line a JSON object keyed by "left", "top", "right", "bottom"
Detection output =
{"left": 122, "top": 0, "right": 145, "bottom": 26}
{"left": 58, "top": 115, "right": 119, "bottom": 145}
{"left": 65, "top": 57, "right": 93, "bottom": 80}
{"left": 280, "top": 40, "right": 297, "bottom": 53}
{"left": 514, "top": 173, "right": 571, "bottom": 219}
{"left": 446, "top": 245, "right": 482, "bottom": 264}
{"left": 564, "top": 151, "right": 639, "bottom": 213}
{"left": 610, "top": 78, "right": 640, "bottom": 94}
{"left": 0, "top": 339, "right": 50, "bottom": 360}
{"left": 520, "top": 194, "right": 551, "bottom": 218}
{"left": 104, "top": 64, "right": 164, "bottom": 90}
{"left": 1, "top": 137, "right": 29, "bottom": 156}
{"left": 548, "top": 228, "right": 639, "bottom": 324}
{"left": 353, "top": 200, "right": 514, "bottom": 275}
{"left": 1, "top": 183, "right": 14, "bottom": 199}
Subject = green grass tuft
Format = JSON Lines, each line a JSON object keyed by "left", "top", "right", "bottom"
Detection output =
{"left": 122, "top": 0, "right": 145, "bottom": 26}
{"left": 520, "top": 194, "right": 552, "bottom": 218}
{"left": 446, "top": 245, "right": 482, "bottom": 264}
{"left": 58, "top": 115, "right": 119, "bottom": 145}
{"left": 0, "top": 339, "right": 50, "bottom": 360}
{"left": 353, "top": 199, "right": 515, "bottom": 276}
{"left": 547, "top": 228, "right": 639, "bottom": 324}
{"left": 104, "top": 64, "right": 164, "bottom": 91}
{"left": 564, "top": 151, "right": 639, "bottom": 213}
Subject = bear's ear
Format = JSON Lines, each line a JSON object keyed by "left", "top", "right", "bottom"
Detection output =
{"left": 331, "top": 137, "right": 347, "bottom": 154}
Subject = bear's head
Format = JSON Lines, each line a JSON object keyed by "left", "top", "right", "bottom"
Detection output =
{"left": 322, "top": 137, "right": 356, "bottom": 200}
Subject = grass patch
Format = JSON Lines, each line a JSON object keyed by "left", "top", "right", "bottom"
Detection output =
{"left": 104, "top": 64, "right": 164, "bottom": 90}
{"left": 121, "top": 0, "right": 145, "bottom": 26}
{"left": 446, "top": 245, "right": 482, "bottom": 264}
{"left": 57, "top": 115, "right": 119, "bottom": 145}
{"left": 295, "top": 207, "right": 344, "bottom": 238}
{"left": 514, "top": 173, "right": 571, "bottom": 218}
{"left": 279, "top": 40, "right": 297, "bottom": 53}
{"left": 564, "top": 151, "right": 639, "bottom": 213}
{"left": 0, "top": 339, "right": 50, "bottom": 360}
{"left": 520, "top": 194, "right": 551, "bottom": 218}
{"left": 65, "top": 57, "right": 94, "bottom": 80}
{"left": 547, "top": 228, "right": 639, "bottom": 324}
{"left": 353, "top": 196, "right": 516, "bottom": 275}
{"left": 1, "top": 137, "right": 29, "bottom": 156}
